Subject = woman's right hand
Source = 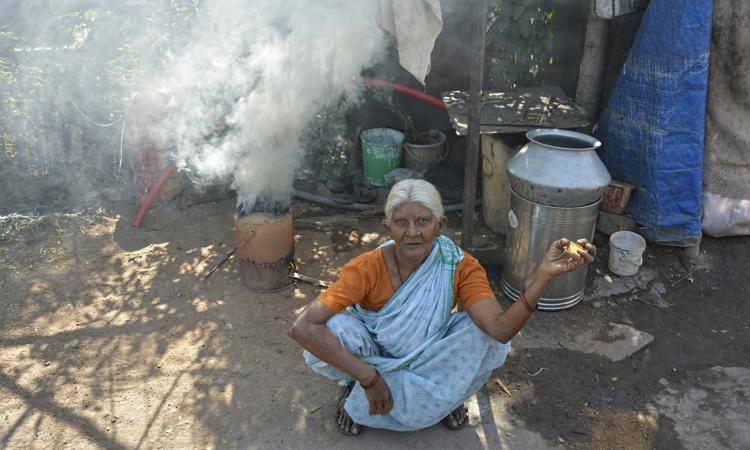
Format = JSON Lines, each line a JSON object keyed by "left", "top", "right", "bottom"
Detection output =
{"left": 538, "top": 238, "right": 596, "bottom": 281}
{"left": 363, "top": 373, "right": 394, "bottom": 415}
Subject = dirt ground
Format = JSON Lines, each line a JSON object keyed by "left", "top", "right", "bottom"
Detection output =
{"left": 1, "top": 197, "right": 748, "bottom": 449}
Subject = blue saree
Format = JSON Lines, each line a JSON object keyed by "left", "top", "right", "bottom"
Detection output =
{"left": 304, "top": 235, "right": 510, "bottom": 431}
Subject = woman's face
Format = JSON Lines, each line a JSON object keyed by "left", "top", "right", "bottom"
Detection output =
{"left": 385, "top": 201, "right": 444, "bottom": 261}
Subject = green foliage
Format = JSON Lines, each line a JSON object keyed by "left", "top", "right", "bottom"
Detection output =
{"left": 0, "top": 1, "right": 200, "bottom": 180}
{"left": 486, "top": 0, "right": 556, "bottom": 89}
{"left": 0, "top": 2, "right": 199, "bottom": 130}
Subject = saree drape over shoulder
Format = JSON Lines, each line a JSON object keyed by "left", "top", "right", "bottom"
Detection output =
{"left": 304, "top": 236, "right": 510, "bottom": 431}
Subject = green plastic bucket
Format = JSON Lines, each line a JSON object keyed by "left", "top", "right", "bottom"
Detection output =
{"left": 361, "top": 128, "right": 404, "bottom": 186}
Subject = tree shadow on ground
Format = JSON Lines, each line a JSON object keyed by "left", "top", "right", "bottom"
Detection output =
{"left": 0, "top": 199, "right": 551, "bottom": 449}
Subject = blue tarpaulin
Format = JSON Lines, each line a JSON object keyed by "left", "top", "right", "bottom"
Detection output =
{"left": 596, "top": 0, "right": 713, "bottom": 245}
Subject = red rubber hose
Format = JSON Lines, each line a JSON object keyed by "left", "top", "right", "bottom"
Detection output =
{"left": 361, "top": 78, "right": 448, "bottom": 110}
{"left": 131, "top": 162, "right": 177, "bottom": 227}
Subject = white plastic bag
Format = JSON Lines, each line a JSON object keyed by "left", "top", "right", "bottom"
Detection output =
{"left": 702, "top": 192, "right": 750, "bottom": 238}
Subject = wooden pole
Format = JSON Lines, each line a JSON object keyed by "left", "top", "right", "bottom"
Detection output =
{"left": 461, "top": 0, "right": 488, "bottom": 250}
{"left": 575, "top": 0, "right": 610, "bottom": 122}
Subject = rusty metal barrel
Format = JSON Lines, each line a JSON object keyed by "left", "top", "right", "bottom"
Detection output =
{"left": 234, "top": 209, "right": 294, "bottom": 292}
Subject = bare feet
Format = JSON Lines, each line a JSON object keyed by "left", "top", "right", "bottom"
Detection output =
{"left": 443, "top": 404, "right": 469, "bottom": 430}
{"left": 335, "top": 383, "right": 362, "bottom": 436}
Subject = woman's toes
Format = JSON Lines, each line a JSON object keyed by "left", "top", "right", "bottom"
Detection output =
{"left": 350, "top": 423, "right": 361, "bottom": 435}
{"left": 451, "top": 405, "right": 468, "bottom": 424}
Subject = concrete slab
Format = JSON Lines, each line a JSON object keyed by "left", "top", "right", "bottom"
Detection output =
{"left": 566, "top": 322, "right": 654, "bottom": 362}
{"left": 511, "top": 312, "right": 654, "bottom": 365}
{"left": 654, "top": 366, "right": 750, "bottom": 450}
{"left": 510, "top": 311, "right": 610, "bottom": 351}
{"left": 584, "top": 268, "right": 655, "bottom": 300}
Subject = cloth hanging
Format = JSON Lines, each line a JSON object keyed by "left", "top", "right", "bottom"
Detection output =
{"left": 376, "top": 0, "right": 443, "bottom": 85}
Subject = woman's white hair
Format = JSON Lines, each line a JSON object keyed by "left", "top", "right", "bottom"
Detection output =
{"left": 384, "top": 179, "right": 444, "bottom": 221}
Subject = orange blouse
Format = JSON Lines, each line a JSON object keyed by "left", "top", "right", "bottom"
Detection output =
{"left": 319, "top": 246, "right": 495, "bottom": 313}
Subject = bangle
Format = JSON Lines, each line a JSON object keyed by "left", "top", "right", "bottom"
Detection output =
{"left": 519, "top": 290, "right": 537, "bottom": 312}
{"left": 361, "top": 370, "right": 380, "bottom": 390}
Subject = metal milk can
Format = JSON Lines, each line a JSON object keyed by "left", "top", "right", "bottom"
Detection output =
{"left": 502, "top": 129, "right": 611, "bottom": 310}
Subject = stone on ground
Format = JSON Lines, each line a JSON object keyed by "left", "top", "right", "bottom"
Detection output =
{"left": 566, "top": 322, "right": 654, "bottom": 362}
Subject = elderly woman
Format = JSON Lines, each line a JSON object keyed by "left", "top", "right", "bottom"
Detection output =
{"left": 289, "top": 179, "right": 595, "bottom": 435}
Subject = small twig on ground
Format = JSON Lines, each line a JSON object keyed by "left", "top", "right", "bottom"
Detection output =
{"left": 526, "top": 367, "right": 548, "bottom": 377}
{"left": 672, "top": 271, "right": 694, "bottom": 286}
{"left": 494, "top": 379, "right": 513, "bottom": 397}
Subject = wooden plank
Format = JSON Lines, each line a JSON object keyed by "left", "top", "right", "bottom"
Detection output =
{"left": 443, "top": 87, "right": 590, "bottom": 135}
{"left": 481, "top": 135, "right": 513, "bottom": 235}
{"left": 577, "top": 0, "right": 610, "bottom": 121}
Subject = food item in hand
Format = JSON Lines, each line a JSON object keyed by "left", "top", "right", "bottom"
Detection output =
{"left": 564, "top": 241, "right": 587, "bottom": 258}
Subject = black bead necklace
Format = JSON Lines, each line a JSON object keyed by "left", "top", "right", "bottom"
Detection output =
{"left": 394, "top": 252, "right": 405, "bottom": 283}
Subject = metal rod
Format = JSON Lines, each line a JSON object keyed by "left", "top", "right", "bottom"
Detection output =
{"left": 461, "top": 0, "right": 488, "bottom": 250}
{"left": 203, "top": 230, "right": 255, "bottom": 280}
{"left": 289, "top": 272, "right": 332, "bottom": 288}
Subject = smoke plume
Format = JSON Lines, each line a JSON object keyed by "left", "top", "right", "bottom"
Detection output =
{"left": 1, "top": 1, "right": 386, "bottom": 213}
{"left": 149, "top": 0, "right": 387, "bottom": 211}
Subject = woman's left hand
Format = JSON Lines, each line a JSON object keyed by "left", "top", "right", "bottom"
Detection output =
{"left": 538, "top": 238, "right": 596, "bottom": 280}
{"left": 364, "top": 375, "right": 394, "bottom": 415}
